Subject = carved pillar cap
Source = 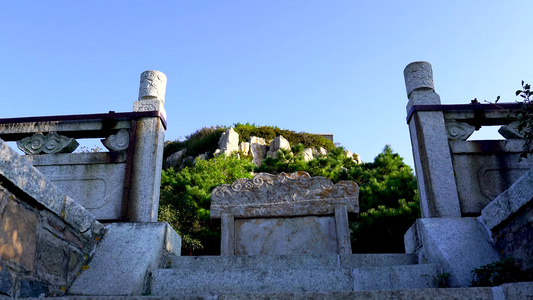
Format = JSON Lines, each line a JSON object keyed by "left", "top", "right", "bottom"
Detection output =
{"left": 138, "top": 70, "right": 167, "bottom": 103}
{"left": 404, "top": 61, "right": 434, "bottom": 98}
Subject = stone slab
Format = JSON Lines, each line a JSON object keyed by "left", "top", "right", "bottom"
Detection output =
{"left": 234, "top": 216, "right": 338, "bottom": 255}
{"left": 481, "top": 166, "right": 533, "bottom": 230}
{"left": 151, "top": 268, "right": 354, "bottom": 296}
{"left": 449, "top": 141, "right": 533, "bottom": 214}
{"left": 210, "top": 172, "right": 359, "bottom": 218}
{"left": 23, "top": 152, "right": 127, "bottom": 220}
{"left": 165, "top": 253, "right": 419, "bottom": 271}
{"left": 408, "top": 218, "right": 500, "bottom": 287}
{"left": 352, "top": 264, "right": 438, "bottom": 291}
{"left": 68, "top": 222, "right": 181, "bottom": 296}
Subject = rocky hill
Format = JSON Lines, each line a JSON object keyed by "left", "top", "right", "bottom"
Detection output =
{"left": 164, "top": 126, "right": 362, "bottom": 170}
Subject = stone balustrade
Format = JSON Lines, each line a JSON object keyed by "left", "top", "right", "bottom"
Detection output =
{"left": 404, "top": 61, "right": 533, "bottom": 217}
{"left": 0, "top": 70, "right": 168, "bottom": 222}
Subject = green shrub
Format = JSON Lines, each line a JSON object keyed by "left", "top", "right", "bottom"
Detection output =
{"left": 163, "top": 126, "right": 226, "bottom": 160}
{"left": 472, "top": 257, "right": 533, "bottom": 287}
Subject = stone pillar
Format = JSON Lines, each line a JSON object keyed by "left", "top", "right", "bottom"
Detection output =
{"left": 404, "top": 62, "right": 461, "bottom": 218}
{"left": 334, "top": 205, "right": 352, "bottom": 254}
{"left": 220, "top": 213, "right": 235, "bottom": 256}
{"left": 126, "top": 70, "right": 167, "bottom": 222}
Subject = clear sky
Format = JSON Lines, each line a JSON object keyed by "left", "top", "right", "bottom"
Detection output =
{"left": 1, "top": 1, "right": 532, "bottom": 168}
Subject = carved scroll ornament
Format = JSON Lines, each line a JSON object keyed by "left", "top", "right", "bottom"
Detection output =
{"left": 498, "top": 121, "right": 524, "bottom": 139}
{"left": 446, "top": 120, "right": 476, "bottom": 140}
{"left": 210, "top": 171, "right": 359, "bottom": 218}
{"left": 101, "top": 129, "right": 129, "bottom": 151}
{"left": 17, "top": 132, "right": 79, "bottom": 155}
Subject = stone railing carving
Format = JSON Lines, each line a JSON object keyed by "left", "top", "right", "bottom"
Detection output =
{"left": 211, "top": 171, "right": 359, "bottom": 256}
{"left": 404, "top": 61, "right": 533, "bottom": 218}
{"left": 211, "top": 171, "right": 358, "bottom": 218}
{"left": 17, "top": 132, "right": 79, "bottom": 154}
{"left": 0, "top": 71, "right": 168, "bottom": 222}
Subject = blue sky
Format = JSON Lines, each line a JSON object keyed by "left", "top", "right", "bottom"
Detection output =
{"left": 1, "top": 1, "right": 532, "bottom": 168}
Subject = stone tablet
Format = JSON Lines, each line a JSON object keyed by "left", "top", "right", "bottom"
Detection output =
{"left": 210, "top": 171, "right": 359, "bottom": 218}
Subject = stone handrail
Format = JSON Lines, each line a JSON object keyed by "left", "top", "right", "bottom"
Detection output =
{"left": 0, "top": 70, "right": 168, "bottom": 222}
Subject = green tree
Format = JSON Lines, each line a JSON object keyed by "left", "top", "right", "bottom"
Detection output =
{"left": 158, "top": 154, "right": 254, "bottom": 255}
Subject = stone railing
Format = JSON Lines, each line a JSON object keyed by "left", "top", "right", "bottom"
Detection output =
{"left": 0, "top": 70, "right": 168, "bottom": 222}
{"left": 404, "top": 62, "right": 533, "bottom": 218}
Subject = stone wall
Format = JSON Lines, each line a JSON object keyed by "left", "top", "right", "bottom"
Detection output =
{"left": 0, "top": 139, "right": 105, "bottom": 298}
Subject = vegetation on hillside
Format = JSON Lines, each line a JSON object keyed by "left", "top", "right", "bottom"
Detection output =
{"left": 163, "top": 123, "right": 335, "bottom": 160}
{"left": 159, "top": 124, "right": 419, "bottom": 255}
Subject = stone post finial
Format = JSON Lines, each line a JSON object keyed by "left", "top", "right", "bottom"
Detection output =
{"left": 404, "top": 61, "right": 434, "bottom": 98}
{"left": 138, "top": 70, "right": 167, "bottom": 103}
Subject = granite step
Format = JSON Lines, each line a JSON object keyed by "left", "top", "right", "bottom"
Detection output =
{"left": 151, "top": 254, "right": 438, "bottom": 296}
{"left": 162, "top": 253, "right": 419, "bottom": 270}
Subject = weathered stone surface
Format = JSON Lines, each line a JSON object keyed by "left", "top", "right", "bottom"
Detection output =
{"left": 445, "top": 120, "right": 476, "bottom": 141}
{"left": 235, "top": 216, "right": 338, "bottom": 255}
{"left": 24, "top": 152, "right": 127, "bottom": 220}
{"left": 164, "top": 148, "right": 186, "bottom": 169}
{"left": 498, "top": 121, "right": 524, "bottom": 139}
{"left": 491, "top": 203, "right": 533, "bottom": 271}
{"left": 481, "top": 166, "right": 533, "bottom": 230}
{"left": 303, "top": 148, "right": 314, "bottom": 162}
{"left": 239, "top": 142, "right": 250, "bottom": 156}
{"left": 211, "top": 171, "right": 359, "bottom": 218}
{"left": 138, "top": 70, "right": 167, "bottom": 103}
{"left": 405, "top": 218, "right": 500, "bottom": 287}
{"left": 267, "top": 135, "right": 291, "bottom": 158}
{"left": 69, "top": 222, "right": 181, "bottom": 296}
{"left": 0, "top": 268, "right": 12, "bottom": 296}
{"left": 101, "top": 129, "right": 129, "bottom": 151}
{"left": 18, "top": 280, "right": 47, "bottom": 298}
{"left": 0, "top": 196, "right": 38, "bottom": 272}
{"left": 404, "top": 61, "right": 434, "bottom": 97}
{"left": 250, "top": 136, "right": 267, "bottom": 166}
{"left": 217, "top": 127, "right": 240, "bottom": 156}
{"left": 450, "top": 140, "right": 533, "bottom": 214}
{"left": 0, "top": 138, "right": 67, "bottom": 215}
{"left": 404, "top": 62, "right": 461, "bottom": 218}
{"left": 17, "top": 132, "right": 79, "bottom": 155}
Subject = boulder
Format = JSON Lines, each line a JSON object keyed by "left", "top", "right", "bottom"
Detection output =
{"left": 217, "top": 127, "right": 240, "bottom": 155}
{"left": 267, "top": 135, "right": 291, "bottom": 159}
{"left": 250, "top": 137, "right": 268, "bottom": 166}
{"left": 164, "top": 149, "right": 187, "bottom": 169}
{"left": 303, "top": 148, "right": 314, "bottom": 162}
{"left": 239, "top": 142, "right": 250, "bottom": 156}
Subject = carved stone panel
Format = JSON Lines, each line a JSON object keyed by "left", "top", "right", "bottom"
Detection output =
{"left": 234, "top": 216, "right": 338, "bottom": 255}
{"left": 445, "top": 120, "right": 476, "bottom": 141}
{"left": 210, "top": 171, "right": 359, "bottom": 218}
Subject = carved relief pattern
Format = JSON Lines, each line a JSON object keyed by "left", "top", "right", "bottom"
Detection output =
{"left": 404, "top": 61, "right": 434, "bottom": 97}
{"left": 101, "top": 129, "right": 129, "bottom": 151}
{"left": 211, "top": 171, "right": 359, "bottom": 218}
{"left": 138, "top": 70, "right": 167, "bottom": 102}
{"left": 498, "top": 121, "right": 524, "bottom": 139}
{"left": 446, "top": 120, "right": 476, "bottom": 140}
{"left": 17, "top": 132, "right": 79, "bottom": 155}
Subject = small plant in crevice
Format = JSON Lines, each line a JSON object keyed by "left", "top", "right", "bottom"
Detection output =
{"left": 513, "top": 81, "right": 533, "bottom": 158}
{"left": 471, "top": 257, "right": 533, "bottom": 287}
{"left": 433, "top": 272, "right": 450, "bottom": 288}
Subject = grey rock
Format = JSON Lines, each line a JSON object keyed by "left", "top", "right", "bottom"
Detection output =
{"left": 164, "top": 148, "right": 186, "bottom": 169}
{"left": 267, "top": 135, "right": 291, "bottom": 159}
{"left": 250, "top": 136, "right": 268, "bottom": 166}
{"left": 239, "top": 142, "right": 250, "bottom": 156}
{"left": 217, "top": 127, "right": 240, "bottom": 155}
{"left": 303, "top": 148, "right": 314, "bottom": 162}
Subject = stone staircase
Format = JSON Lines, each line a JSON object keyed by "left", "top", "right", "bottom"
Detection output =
{"left": 150, "top": 253, "right": 439, "bottom": 297}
